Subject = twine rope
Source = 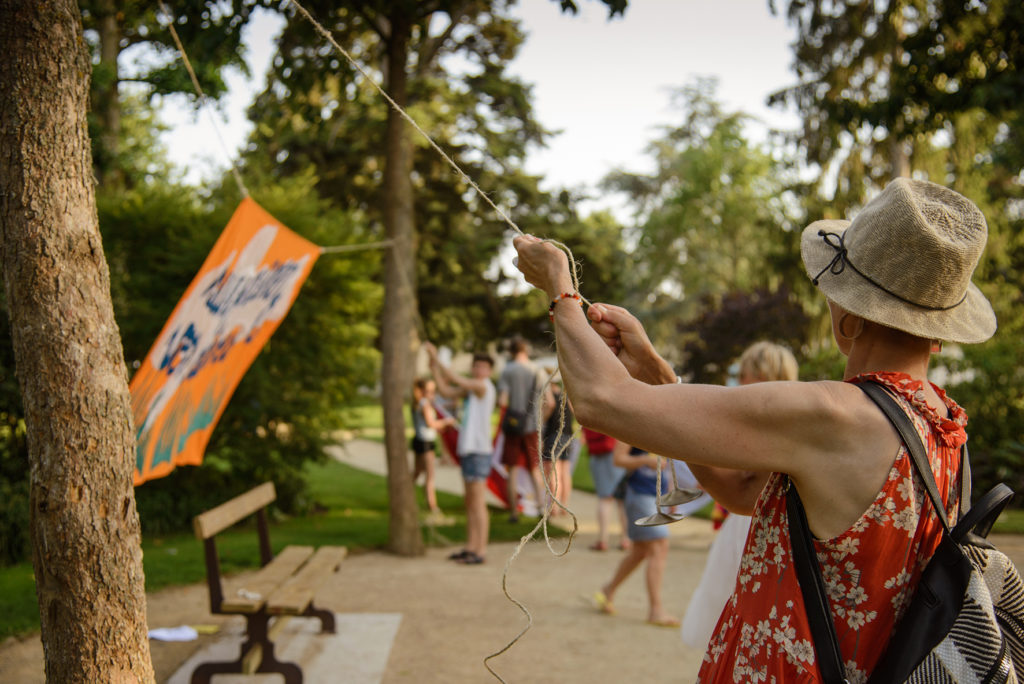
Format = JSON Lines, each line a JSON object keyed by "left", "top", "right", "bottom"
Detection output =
{"left": 287, "top": 0, "right": 591, "bottom": 306}
{"left": 160, "top": 0, "right": 396, "bottom": 258}
{"left": 283, "top": 2, "right": 598, "bottom": 680}
{"left": 158, "top": 0, "right": 249, "bottom": 199}
{"left": 320, "top": 240, "right": 394, "bottom": 254}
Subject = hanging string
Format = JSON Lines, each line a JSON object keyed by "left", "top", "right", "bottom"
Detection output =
{"left": 320, "top": 239, "right": 394, "bottom": 255}
{"left": 158, "top": 0, "right": 250, "bottom": 198}
{"left": 286, "top": 0, "right": 590, "bottom": 307}
{"left": 285, "top": 2, "right": 593, "bottom": 680}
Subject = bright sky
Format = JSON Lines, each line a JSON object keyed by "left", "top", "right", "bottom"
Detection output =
{"left": 159, "top": 0, "right": 800, "bottom": 209}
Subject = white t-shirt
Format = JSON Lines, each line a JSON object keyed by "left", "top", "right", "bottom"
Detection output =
{"left": 457, "top": 379, "right": 496, "bottom": 456}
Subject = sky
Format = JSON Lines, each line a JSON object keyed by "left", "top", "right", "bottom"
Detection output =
{"left": 158, "top": 0, "right": 801, "bottom": 213}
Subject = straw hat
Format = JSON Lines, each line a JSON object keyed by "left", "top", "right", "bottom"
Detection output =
{"left": 801, "top": 178, "right": 996, "bottom": 344}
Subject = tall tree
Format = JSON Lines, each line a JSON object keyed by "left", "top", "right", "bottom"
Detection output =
{"left": 249, "top": 0, "right": 625, "bottom": 554}
{"left": 604, "top": 80, "right": 802, "bottom": 352}
{"left": 769, "top": 0, "right": 920, "bottom": 193}
{"left": 771, "top": 0, "right": 1024, "bottom": 498}
{"left": 0, "top": 1, "right": 154, "bottom": 680}
{"left": 769, "top": 0, "right": 1023, "bottom": 205}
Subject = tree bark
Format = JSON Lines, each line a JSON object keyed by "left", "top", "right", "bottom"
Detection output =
{"left": 91, "top": 0, "right": 122, "bottom": 186}
{"left": 0, "top": 2, "right": 154, "bottom": 682}
{"left": 90, "top": 0, "right": 121, "bottom": 185}
{"left": 379, "top": 11, "right": 424, "bottom": 556}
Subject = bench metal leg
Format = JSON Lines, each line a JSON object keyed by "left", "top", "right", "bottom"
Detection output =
{"left": 304, "top": 604, "right": 336, "bottom": 634}
{"left": 190, "top": 611, "right": 304, "bottom": 684}
{"left": 190, "top": 657, "right": 245, "bottom": 684}
{"left": 255, "top": 640, "right": 303, "bottom": 684}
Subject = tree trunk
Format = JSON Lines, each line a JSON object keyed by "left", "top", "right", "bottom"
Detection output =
{"left": 0, "top": 2, "right": 155, "bottom": 682}
{"left": 379, "top": 12, "right": 424, "bottom": 556}
{"left": 91, "top": 0, "right": 122, "bottom": 186}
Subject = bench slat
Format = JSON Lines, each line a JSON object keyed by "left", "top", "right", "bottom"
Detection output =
{"left": 267, "top": 546, "right": 347, "bottom": 615}
{"left": 221, "top": 545, "right": 314, "bottom": 613}
{"left": 193, "top": 482, "right": 276, "bottom": 540}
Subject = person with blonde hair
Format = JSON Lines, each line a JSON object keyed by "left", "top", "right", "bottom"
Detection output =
{"left": 514, "top": 178, "right": 996, "bottom": 680}
{"left": 680, "top": 341, "right": 798, "bottom": 651}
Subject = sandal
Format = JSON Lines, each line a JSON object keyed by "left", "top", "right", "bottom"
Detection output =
{"left": 593, "top": 590, "right": 615, "bottom": 615}
{"left": 447, "top": 549, "right": 470, "bottom": 561}
{"left": 588, "top": 540, "right": 608, "bottom": 552}
{"left": 456, "top": 551, "right": 485, "bottom": 565}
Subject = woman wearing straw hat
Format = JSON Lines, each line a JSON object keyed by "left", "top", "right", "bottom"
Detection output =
{"left": 513, "top": 178, "right": 996, "bottom": 681}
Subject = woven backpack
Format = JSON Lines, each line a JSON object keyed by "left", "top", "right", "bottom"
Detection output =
{"left": 788, "top": 381, "right": 1024, "bottom": 683}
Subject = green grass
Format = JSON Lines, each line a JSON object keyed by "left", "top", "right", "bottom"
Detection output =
{"left": 342, "top": 400, "right": 387, "bottom": 432}
{"left": 572, "top": 446, "right": 596, "bottom": 494}
{"left": 993, "top": 508, "right": 1024, "bottom": 535}
{"left": 0, "top": 563, "right": 38, "bottom": 639}
{"left": 0, "top": 459, "right": 553, "bottom": 640}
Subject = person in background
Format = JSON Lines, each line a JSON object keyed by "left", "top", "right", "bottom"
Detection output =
{"left": 680, "top": 341, "right": 799, "bottom": 650}
{"left": 497, "top": 337, "right": 550, "bottom": 522}
{"left": 581, "top": 427, "right": 629, "bottom": 552}
{"left": 410, "top": 377, "right": 455, "bottom": 524}
{"left": 425, "top": 343, "right": 496, "bottom": 566}
{"left": 593, "top": 442, "right": 680, "bottom": 627}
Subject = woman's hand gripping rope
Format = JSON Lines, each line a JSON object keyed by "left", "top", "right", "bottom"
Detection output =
{"left": 512, "top": 235, "right": 676, "bottom": 386}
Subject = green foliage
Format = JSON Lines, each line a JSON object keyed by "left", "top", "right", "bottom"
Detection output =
{"left": 944, "top": 317, "right": 1024, "bottom": 497}
{"left": 0, "top": 291, "right": 30, "bottom": 567}
{"left": 0, "top": 424, "right": 29, "bottom": 566}
{"left": 772, "top": 0, "right": 1024, "bottom": 503}
{"left": 798, "top": 344, "right": 846, "bottom": 383}
{"left": 81, "top": 0, "right": 266, "bottom": 183}
{"left": 680, "top": 287, "right": 810, "bottom": 384}
{"left": 555, "top": 0, "right": 628, "bottom": 16}
{"left": 80, "top": 0, "right": 259, "bottom": 97}
{"left": 98, "top": 172, "right": 382, "bottom": 534}
{"left": 604, "top": 80, "right": 805, "bottom": 357}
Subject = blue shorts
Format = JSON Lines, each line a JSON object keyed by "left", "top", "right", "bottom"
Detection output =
{"left": 625, "top": 487, "right": 668, "bottom": 542}
{"left": 459, "top": 452, "right": 492, "bottom": 483}
{"left": 588, "top": 451, "right": 624, "bottom": 498}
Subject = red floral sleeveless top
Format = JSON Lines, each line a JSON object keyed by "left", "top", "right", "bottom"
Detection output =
{"left": 699, "top": 372, "right": 968, "bottom": 683}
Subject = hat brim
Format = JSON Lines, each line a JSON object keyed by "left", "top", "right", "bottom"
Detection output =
{"left": 801, "top": 220, "right": 997, "bottom": 344}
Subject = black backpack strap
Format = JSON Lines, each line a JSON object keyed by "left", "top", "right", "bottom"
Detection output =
{"left": 786, "top": 479, "right": 849, "bottom": 683}
{"left": 857, "top": 381, "right": 954, "bottom": 534}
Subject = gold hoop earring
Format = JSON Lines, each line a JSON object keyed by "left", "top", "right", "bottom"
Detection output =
{"left": 838, "top": 312, "right": 864, "bottom": 341}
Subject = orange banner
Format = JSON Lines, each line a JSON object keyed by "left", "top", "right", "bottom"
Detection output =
{"left": 131, "top": 198, "right": 320, "bottom": 485}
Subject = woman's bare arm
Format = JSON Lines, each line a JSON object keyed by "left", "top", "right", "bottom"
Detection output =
{"left": 512, "top": 235, "right": 901, "bottom": 538}
{"left": 688, "top": 466, "right": 769, "bottom": 516}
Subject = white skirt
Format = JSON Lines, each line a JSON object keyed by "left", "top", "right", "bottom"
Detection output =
{"left": 680, "top": 512, "right": 751, "bottom": 650}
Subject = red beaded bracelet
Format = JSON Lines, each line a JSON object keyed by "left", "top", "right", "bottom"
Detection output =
{"left": 548, "top": 292, "right": 582, "bottom": 320}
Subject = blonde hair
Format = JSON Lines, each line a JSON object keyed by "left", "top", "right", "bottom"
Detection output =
{"left": 738, "top": 341, "right": 798, "bottom": 383}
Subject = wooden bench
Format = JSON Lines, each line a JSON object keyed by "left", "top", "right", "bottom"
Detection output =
{"left": 190, "top": 482, "right": 347, "bottom": 684}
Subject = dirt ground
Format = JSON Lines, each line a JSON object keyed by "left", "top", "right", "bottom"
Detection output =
{"left": 5, "top": 523, "right": 1024, "bottom": 683}
{"left": 0, "top": 521, "right": 715, "bottom": 684}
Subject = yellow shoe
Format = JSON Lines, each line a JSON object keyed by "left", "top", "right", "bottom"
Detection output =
{"left": 593, "top": 590, "right": 615, "bottom": 615}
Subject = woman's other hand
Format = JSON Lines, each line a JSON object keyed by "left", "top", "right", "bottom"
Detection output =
{"left": 588, "top": 303, "right": 675, "bottom": 385}
{"left": 512, "top": 235, "right": 575, "bottom": 299}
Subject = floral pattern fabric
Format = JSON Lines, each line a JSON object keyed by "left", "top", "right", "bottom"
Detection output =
{"left": 699, "top": 372, "right": 968, "bottom": 683}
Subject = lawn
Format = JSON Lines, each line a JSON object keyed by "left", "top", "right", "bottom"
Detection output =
{"left": 0, "top": 458, "right": 555, "bottom": 640}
